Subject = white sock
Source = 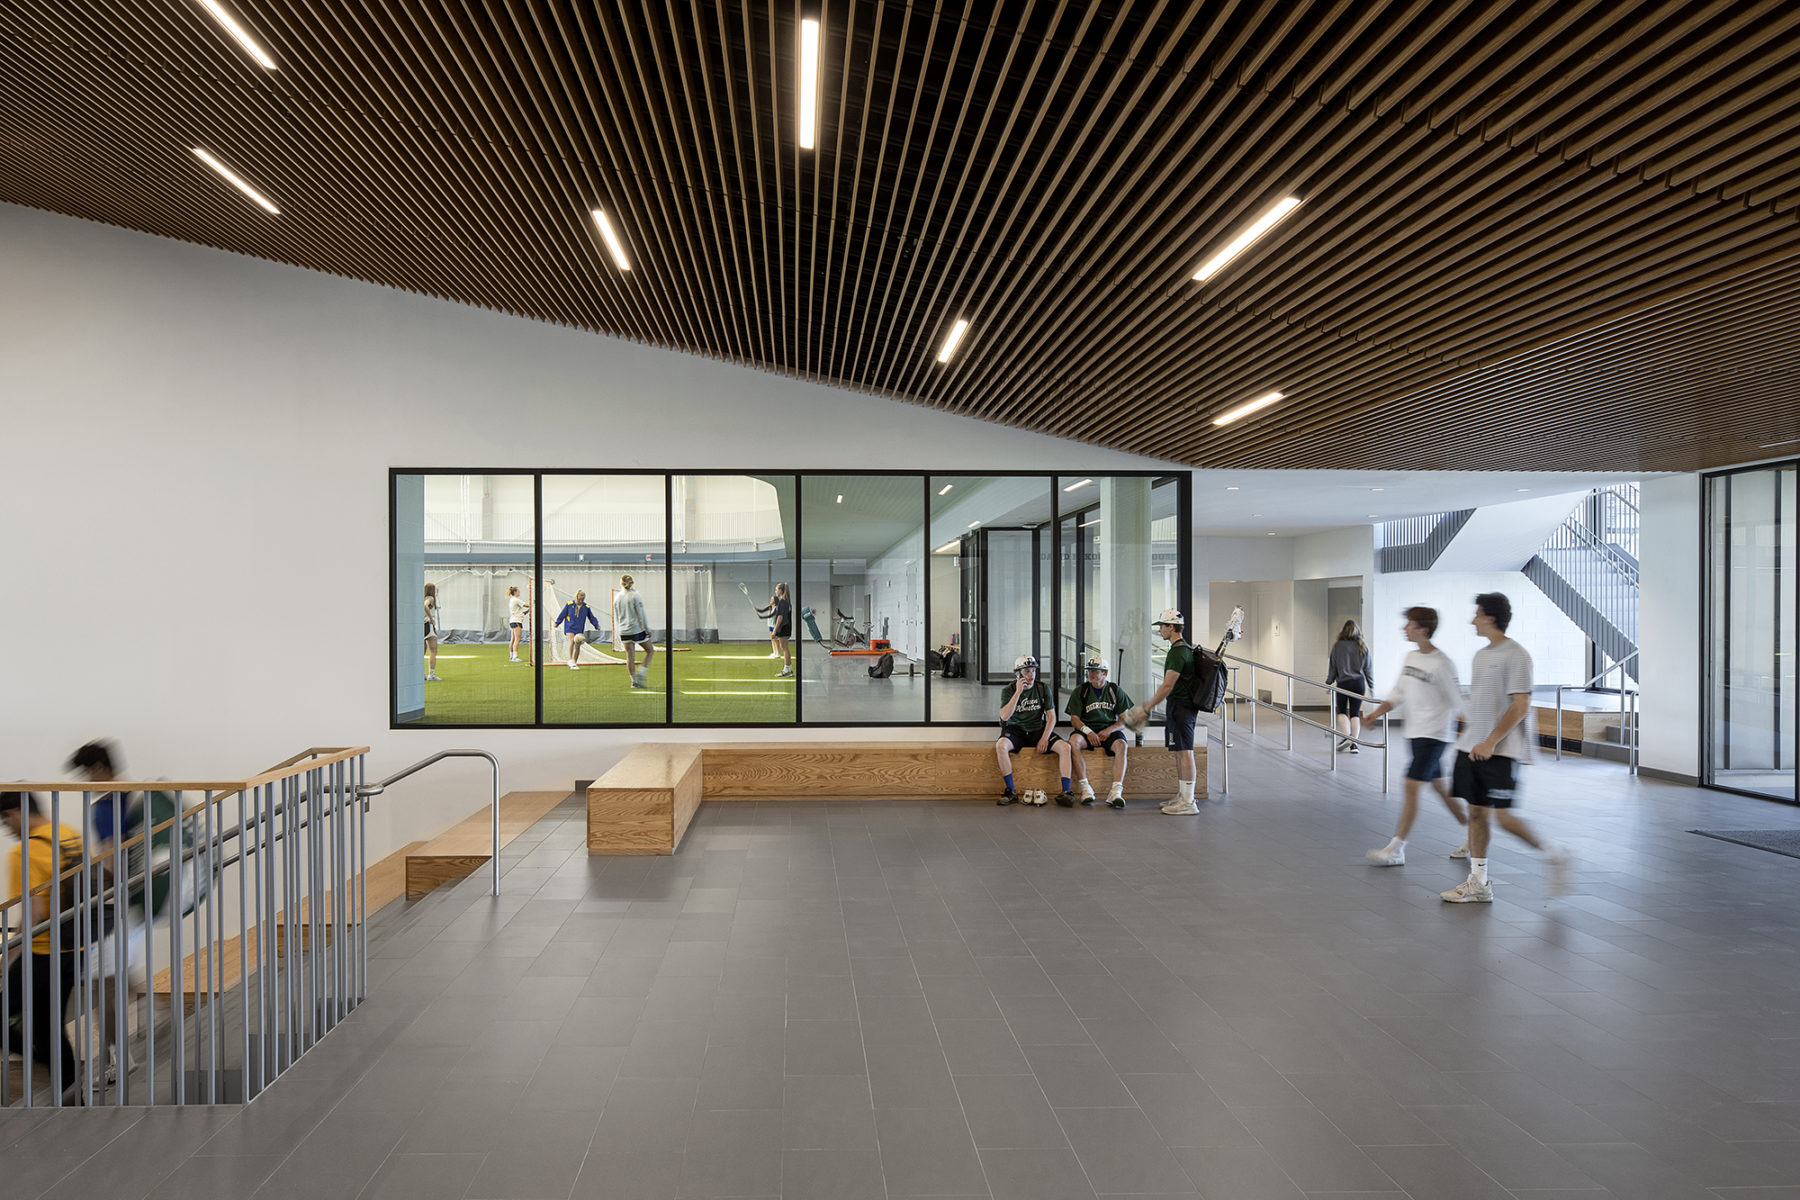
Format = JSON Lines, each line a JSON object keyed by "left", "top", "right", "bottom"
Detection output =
{"left": 1387, "top": 837, "right": 1406, "bottom": 853}
{"left": 1470, "top": 858, "right": 1489, "bottom": 885}
{"left": 1179, "top": 780, "right": 1194, "bottom": 803}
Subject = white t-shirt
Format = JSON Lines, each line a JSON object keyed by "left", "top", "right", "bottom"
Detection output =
{"left": 1458, "top": 636, "right": 1535, "bottom": 762}
{"left": 508, "top": 595, "right": 528, "bottom": 625}
{"left": 1385, "top": 648, "right": 1462, "bottom": 741}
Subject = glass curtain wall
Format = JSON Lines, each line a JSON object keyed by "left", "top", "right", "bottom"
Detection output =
{"left": 672, "top": 474, "right": 797, "bottom": 724}
{"left": 541, "top": 474, "right": 667, "bottom": 725}
{"left": 800, "top": 476, "right": 926, "bottom": 723}
{"left": 1706, "top": 465, "right": 1798, "bottom": 801}
{"left": 394, "top": 473, "right": 537, "bottom": 726}
{"left": 1057, "top": 476, "right": 1162, "bottom": 717}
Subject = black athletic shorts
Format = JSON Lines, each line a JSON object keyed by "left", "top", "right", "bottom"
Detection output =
{"left": 1406, "top": 737, "right": 1448, "bottom": 782}
{"left": 773, "top": 620, "right": 792, "bottom": 638}
{"left": 509, "top": 621, "right": 522, "bottom": 629}
{"left": 1077, "top": 729, "right": 1127, "bottom": 756}
{"left": 1164, "top": 703, "right": 1197, "bottom": 752}
{"left": 620, "top": 629, "right": 651, "bottom": 645}
{"left": 1453, "top": 750, "right": 1519, "bottom": 809}
{"left": 1334, "top": 692, "right": 1364, "bottom": 717}
{"left": 1000, "top": 728, "right": 1063, "bottom": 754}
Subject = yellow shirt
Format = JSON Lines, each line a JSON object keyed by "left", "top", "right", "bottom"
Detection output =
{"left": 10, "top": 823, "right": 86, "bottom": 954}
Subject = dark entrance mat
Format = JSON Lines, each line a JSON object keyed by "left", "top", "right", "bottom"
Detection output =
{"left": 1690, "top": 829, "right": 1800, "bottom": 859}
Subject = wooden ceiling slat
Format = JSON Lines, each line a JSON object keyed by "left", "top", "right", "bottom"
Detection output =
{"left": 6, "top": 0, "right": 1800, "bottom": 473}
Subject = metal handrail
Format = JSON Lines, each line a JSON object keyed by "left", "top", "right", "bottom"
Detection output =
{"left": 1555, "top": 652, "right": 1640, "bottom": 774}
{"left": 1219, "top": 652, "right": 1394, "bottom": 792}
{"left": 357, "top": 750, "right": 502, "bottom": 896}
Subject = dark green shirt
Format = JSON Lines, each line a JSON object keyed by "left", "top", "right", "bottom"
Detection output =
{"left": 999, "top": 680, "right": 1054, "bottom": 737}
{"left": 1066, "top": 681, "right": 1132, "bottom": 731}
{"left": 1163, "top": 641, "right": 1195, "bottom": 702}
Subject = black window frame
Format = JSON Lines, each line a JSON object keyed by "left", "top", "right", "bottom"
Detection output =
{"left": 390, "top": 467, "right": 1190, "bottom": 730}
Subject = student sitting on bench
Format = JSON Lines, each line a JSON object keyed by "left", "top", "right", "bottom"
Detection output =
{"left": 995, "top": 654, "right": 1072, "bottom": 807}
{"left": 1067, "top": 656, "right": 1133, "bottom": 809}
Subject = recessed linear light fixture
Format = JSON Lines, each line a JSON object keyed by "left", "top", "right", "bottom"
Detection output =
{"left": 798, "top": 18, "right": 821, "bottom": 150}
{"left": 967, "top": 520, "right": 980, "bottom": 529}
{"left": 1063, "top": 479, "right": 1092, "bottom": 492}
{"left": 937, "top": 318, "right": 970, "bottom": 363}
{"left": 1194, "top": 196, "right": 1301, "bottom": 282}
{"left": 191, "top": 148, "right": 278, "bottom": 214}
{"left": 198, "top": 0, "right": 277, "bottom": 69}
{"left": 938, "top": 484, "right": 953, "bottom": 495}
{"left": 591, "top": 209, "right": 631, "bottom": 271}
{"left": 1212, "top": 391, "right": 1283, "bottom": 427}
{"left": 1079, "top": 518, "right": 1102, "bottom": 528}
{"left": 1225, "top": 486, "right": 1239, "bottom": 491}
{"left": 836, "top": 494, "right": 843, "bottom": 503}
{"left": 1761, "top": 437, "right": 1800, "bottom": 449}
{"left": 934, "top": 540, "right": 960, "bottom": 553}
{"left": 1370, "top": 487, "right": 1385, "bottom": 492}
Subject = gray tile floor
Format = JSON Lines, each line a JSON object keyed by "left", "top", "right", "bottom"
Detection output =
{"left": 8, "top": 743, "right": 1800, "bottom": 1199}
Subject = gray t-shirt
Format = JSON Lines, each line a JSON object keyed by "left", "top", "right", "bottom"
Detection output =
{"left": 1458, "top": 637, "right": 1535, "bottom": 762}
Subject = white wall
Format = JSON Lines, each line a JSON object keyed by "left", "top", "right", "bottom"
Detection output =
{"left": 1637, "top": 474, "right": 1702, "bottom": 782}
{"left": 1368, "top": 571, "right": 1588, "bottom": 695}
{"left": 0, "top": 204, "right": 1172, "bottom": 857}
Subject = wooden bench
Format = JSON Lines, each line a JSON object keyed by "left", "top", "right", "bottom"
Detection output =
{"left": 588, "top": 740, "right": 1204, "bottom": 855}
{"left": 586, "top": 745, "right": 704, "bottom": 855}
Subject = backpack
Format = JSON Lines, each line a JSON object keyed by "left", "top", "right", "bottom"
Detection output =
{"left": 32, "top": 829, "right": 109, "bottom": 947}
{"left": 127, "top": 790, "right": 209, "bottom": 918}
{"left": 867, "top": 652, "right": 895, "bottom": 679}
{"left": 1187, "top": 645, "right": 1228, "bottom": 713}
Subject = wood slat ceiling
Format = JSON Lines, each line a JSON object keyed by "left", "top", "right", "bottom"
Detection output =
{"left": 4, "top": 1, "right": 1799, "bottom": 473}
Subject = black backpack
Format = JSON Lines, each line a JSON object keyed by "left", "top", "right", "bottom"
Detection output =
{"left": 867, "top": 652, "right": 895, "bottom": 679}
{"left": 1187, "top": 644, "right": 1228, "bottom": 713}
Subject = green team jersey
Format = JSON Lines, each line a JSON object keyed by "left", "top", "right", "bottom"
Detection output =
{"left": 1163, "top": 641, "right": 1196, "bottom": 701}
{"left": 999, "top": 680, "right": 1055, "bottom": 737}
{"left": 1066, "top": 681, "right": 1132, "bottom": 731}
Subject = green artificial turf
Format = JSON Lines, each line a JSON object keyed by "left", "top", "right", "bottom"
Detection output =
{"left": 408, "top": 641, "right": 797, "bottom": 725}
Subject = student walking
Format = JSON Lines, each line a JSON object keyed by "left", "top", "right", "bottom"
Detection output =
{"left": 1066, "top": 656, "right": 1133, "bottom": 808}
{"left": 1327, "top": 620, "right": 1371, "bottom": 752}
{"left": 995, "top": 655, "right": 1072, "bottom": 806}
{"left": 1441, "top": 593, "right": 1571, "bottom": 903}
{"left": 613, "top": 574, "right": 655, "bottom": 688}
{"left": 3, "top": 790, "right": 89, "bottom": 1099}
{"left": 1127, "top": 609, "right": 1200, "bottom": 815}
{"left": 1360, "top": 607, "right": 1470, "bottom": 865}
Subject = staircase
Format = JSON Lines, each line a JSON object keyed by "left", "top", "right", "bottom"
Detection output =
{"left": 1375, "top": 509, "right": 1475, "bottom": 572}
{"left": 1522, "top": 484, "right": 1639, "bottom": 682}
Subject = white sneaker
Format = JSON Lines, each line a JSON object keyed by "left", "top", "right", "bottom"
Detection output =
{"left": 767, "top": 651, "right": 782, "bottom": 659}
{"left": 1107, "top": 783, "right": 1125, "bottom": 810}
{"left": 1345, "top": 742, "right": 1360, "bottom": 754}
{"left": 1162, "top": 799, "right": 1199, "bottom": 815}
{"left": 569, "top": 663, "right": 579, "bottom": 670}
{"left": 425, "top": 672, "right": 442, "bottom": 681}
{"left": 1079, "top": 782, "right": 1096, "bottom": 801}
{"left": 1548, "top": 850, "right": 1572, "bottom": 898}
{"left": 1449, "top": 842, "right": 1469, "bottom": 859}
{"left": 1365, "top": 845, "right": 1405, "bottom": 866}
{"left": 1440, "top": 877, "right": 1494, "bottom": 903}
{"left": 509, "top": 654, "right": 519, "bottom": 662}
{"left": 778, "top": 668, "right": 794, "bottom": 678}
{"left": 1032, "top": 790, "right": 1049, "bottom": 807}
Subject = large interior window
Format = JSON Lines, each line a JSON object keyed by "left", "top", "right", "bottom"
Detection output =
{"left": 1706, "top": 464, "right": 1798, "bottom": 801}
{"left": 392, "top": 470, "right": 1187, "bottom": 728}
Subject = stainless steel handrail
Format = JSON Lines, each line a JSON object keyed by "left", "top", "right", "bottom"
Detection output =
{"left": 1218, "top": 652, "right": 1394, "bottom": 793}
{"left": 1554, "top": 651, "right": 1640, "bottom": 774}
{"left": 357, "top": 750, "right": 502, "bottom": 896}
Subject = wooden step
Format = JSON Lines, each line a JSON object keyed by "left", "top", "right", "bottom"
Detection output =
{"left": 405, "top": 790, "right": 568, "bottom": 899}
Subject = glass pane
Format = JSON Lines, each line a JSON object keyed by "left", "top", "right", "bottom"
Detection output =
{"left": 541, "top": 475, "right": 668, "bottom": 725}
{"left": 1057, "top": 476, "right": 1162, "bottom": 721}
{"left": 1709, "top": 467, "right": 1798, "bottom": 800}
{"left": 672, "top": 475, "right": 797, "bottom": 724}
{"left": 799, "top": 476, "right": 925, "bottom": 722}
{"left": 394, "top": 473, "right": 536, "bottom": 726}
{"left": 929, "top": 476, "right": 1054, "bottom": 722}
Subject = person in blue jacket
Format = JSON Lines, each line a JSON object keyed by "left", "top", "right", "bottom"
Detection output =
{"left": 556, "top": 589, "right": 600, "bottom": 670}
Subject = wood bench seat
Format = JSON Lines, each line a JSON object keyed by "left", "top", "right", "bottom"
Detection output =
{"left": 588, "top": 740, "right": 1205, "bottom": 855}
{"left": 586, "top": 744, "right": 704, "bottom": 856}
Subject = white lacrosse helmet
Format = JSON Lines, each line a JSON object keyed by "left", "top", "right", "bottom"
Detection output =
{"left": 1013, "top": 654, "right": 1038, "bottom": 673}
{"left": 1152, "top": 608, "right": 1184, "bottom": 629}
{"left": 1082, "top": 656, "right": 1108, "bottom": 674}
